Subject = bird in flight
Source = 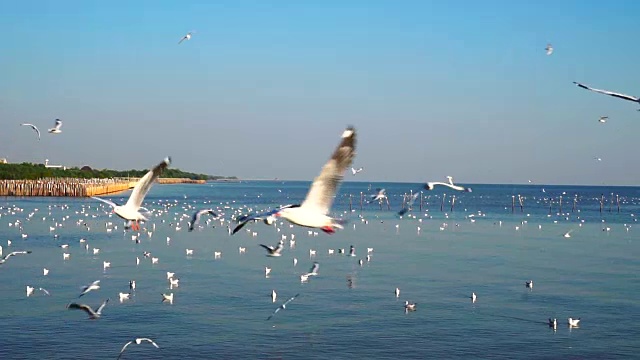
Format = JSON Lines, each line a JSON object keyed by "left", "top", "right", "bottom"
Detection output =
{"left": 20, "top": 123, "right": 41, "bottom": 140}
{"left": 573, "top": 82, "right": 640, "bottom": 110}
{"left": 48, "top": 119, "right": 63, "bottom": 134}
{"left": 267, "top": 293, "right": 300, "bottom": 320}
{"left": 178, "top": 31, "right": 194, "bottom": 44}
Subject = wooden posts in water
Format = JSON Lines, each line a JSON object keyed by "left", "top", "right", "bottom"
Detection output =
{"left": 385, "top": 197, "right": 391, "bottom": 211}
{"left": 572, "top": 194, "right": 578, "bottom": 213}
{"left": 419, "top": 192, "right": 423, "bottom": 211}
{"left": 548, "top": 199, "right": 553, "bottom": 215}
{"left": 512, "top": 195, "right": 515, "bottom": 213}
{"left": 599, "top": 194, "right": 604, "bottom": 213}
{"left": 559, "top": 195, "right": 563, "bottom": 214}
{"left": 360, "top": 192, "right": 364, "bottom": 212}
{"left": 450, "top": 195, "right": 456, "bottom": 212}
{"left": 349, "top": 194, "right": 352, "bottom": 212}
{"left": 440, "top": 194, "right": 446, "bottom": 212}
{"left": 609, "top": 192, "right": 614, "bottom": 213}
{"left": 617, "top": 194, "right": 620, "bottom": 213}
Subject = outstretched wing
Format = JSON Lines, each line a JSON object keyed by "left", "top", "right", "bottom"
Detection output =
{"left": 117, "top": 341, "right": 134, "bottom": 359}
{"left": 301, "top": 127, "right": 356, "bottom": 214}
{"left": 67, "top": 303, "right": 97, "bottom": 317}
{"left": 125, "top": 157, "right": 171, "bottom": 209}
{"left": 96, "top": 298, "right": 109, "bottom": 315}
{"left": 92, "top": 196, "right": 119, "bottom": 209}
{"left": 20, "top": 123, "right": 41, "bottom": 140}
{"left": 259, "top": 244, "right": 274, "bottom": 252}
{"left": 573, "top": 82, "right": 639, "bottom": 102}
{"left": 232, "top": 205, "right": 300, "bottom": 235}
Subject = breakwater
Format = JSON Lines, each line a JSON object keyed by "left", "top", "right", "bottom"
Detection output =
{"left": 0, "top": 178, "right": 205, "bottom": 197}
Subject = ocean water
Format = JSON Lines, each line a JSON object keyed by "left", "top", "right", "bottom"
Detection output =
{"left": 0, "top": 181, "right": 638, "bottom": 359}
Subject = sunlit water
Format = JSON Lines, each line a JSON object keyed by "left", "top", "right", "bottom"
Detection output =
{"left": 1, "top": 181, "right": 638, "bottom": 359}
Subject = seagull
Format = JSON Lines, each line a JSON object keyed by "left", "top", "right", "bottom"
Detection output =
{"left": 351, "top": 167, "right": 363, "bottom": 176}
{"left": 525, "top": 280, "right": 534, "bottom": 290}
{"left": 425, "top": 176, "right": 472, "bottom": 192}
{"left": 568, "top": 317, "right": 581, "bottom": 327}
{"left": 259, "top": 240, "right": 285, "bottom": 257}
{"left": 404, "top": 300, "right": 417, "bottom": 312}
{"left": 20, "top": 123, "right": 41, "bottom": 140}
{"left": 573, "top": 82, "right": 640, "bottom": 110}
{"left": 178, "top": 31, "right": 193, "bottom": 44}
{"left": 129, "top": 280, "right": 136, "bottom": 291}
{"left": 471, "top": 292, "right": 477, "bottom": 303}
{"left": 271, "top": 290, "right": 277, "bottom": 303}
{"left": 275, "top": 127, "right": 356, "bottom": 234}
{"left": 188, "top": 209, "right": 218, "bottom": 231}
{"left": 300, "top": 262, "right": 319, "bottom": 282}
{"left": 232, "top": 204, "right": 300, "bottom": 235}
{"left": 395, "top": 288, "right": 400, "bottom": 298}
{"left": 267, "top": 293, "right": 300, "bottom": 320}
{"left": 79, "top": 280, "right": 101, "bottom": 297}
{"left": 599, "top": 116, "right": 609, "bottom": 123}
{"left": 67, "top": 299, "right": 109, "bottom": 319}
{"left": 118, "top": 338, "right": 160, "bottom": 360}
{"left": 162, "top": 293, "right": 174, "bottom": 304}
{"left": 119, "top": 292, "right": 130, "bottom": 302}
{"left": 545, "top": 43, "right": 553, "bottom": 56}
{"left": 398, "top": 192, "right": 420, "bottom": 216}
{"left": 48, "top": 119, "right": 63, "bottom": 134}
{"left": 0, "top": 250, "right": 32, "bottom": 264}
{"left": 549, "top": 318, "right": 557, "bottom": 330}
{"left": 92, "top": 157, "right": 171, "bottom": 231}
{"left": 563, "top": 229, "right": 573, "bottom": 238}
{"left": 368, "top": 188, "right": 387, "bottom": 203}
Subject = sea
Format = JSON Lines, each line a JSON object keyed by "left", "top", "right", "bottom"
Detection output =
{"left": 0, "top": 181, "right": 638, "bottom": 359}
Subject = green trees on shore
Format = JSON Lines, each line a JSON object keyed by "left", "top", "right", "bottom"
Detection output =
{"left": 0, "top": 162, "right": 236, "bottom": 181}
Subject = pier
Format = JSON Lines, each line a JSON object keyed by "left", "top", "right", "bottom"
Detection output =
{"left": 0, "top": 178, "right": 205, "bottom": 197}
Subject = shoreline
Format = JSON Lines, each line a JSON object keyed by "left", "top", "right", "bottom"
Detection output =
{"left": 0, "top": 178, "right": 205, "bottom": 197}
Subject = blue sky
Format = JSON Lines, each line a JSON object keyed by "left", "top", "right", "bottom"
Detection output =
{"left": 2, "top": 0, "right": 640, "bottom": 185}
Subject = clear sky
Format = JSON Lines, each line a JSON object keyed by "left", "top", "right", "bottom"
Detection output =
{"left": 2, "top": 0, "right": 640, "bottom": 185}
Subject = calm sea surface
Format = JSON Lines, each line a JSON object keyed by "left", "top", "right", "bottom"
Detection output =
{"left": 0, "top": 181, "right": 638, "bottom": 359}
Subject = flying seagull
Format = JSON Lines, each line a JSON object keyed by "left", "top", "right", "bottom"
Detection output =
{"left": 368, "top": 188, "right": 387, "bottom": 203}
{"left": 545, "top": 43, "right": 553, "bottom": 56}
{"left": 0, "top": 250, "right": 32, "bottom": 265}
{"left": 48, "top": 119, "right": 63, "bottom": 134}
{"left": 20, "top": 123, "right": 41, "bottom": 140}
{"left": 424, "top": 176, "right": 472, "bottom": 192}
{"left": 178, "top": 31, "right": 193, "bottom": 44}
{"left": 188, "top": 209, "right": 218, "bottom": 232}
{"left": 259, "top": 240, "right": 285, "bottom": 257}
{"left": 67, "top": 298, "right": 109, "bottom": 319}
{"left": 598, "top": 116, "right": 608, "bottom": 123}
{"left": 351, "top": 167, "right": 363, "bottom": 176}
{"left": 567, "top": 317, "right": 581, "bottom": 327}
{"left": 117, "top": 338, "right": 160, "bottom": 360}
{"left": 300, "top": 262, "right": 319, "bottom": 282}
{"left": 267, "top": 293, "right": 300, "bottom": 320}
{"left": 79, "top": 280, "right": 101, "bottom": 297}
{"left": 275, "top": 126, "right": 356, "bottom": 234}
{"left": 398, "top": 192, "right": 420, "bottom": 216}
{"left": 92, "top": 157, "right": 171, "bottom": 231}
{"left": 232, "top": 204, "right": 300, "bottom": 235}
{"left": 573, "top": 82, "right": 640, "bottom": 110}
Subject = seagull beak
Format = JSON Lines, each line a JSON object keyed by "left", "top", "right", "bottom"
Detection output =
{"left": 274, "top": 212, "right": 281, "bottom": 218}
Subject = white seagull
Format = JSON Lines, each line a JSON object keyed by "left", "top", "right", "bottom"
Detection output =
{"left": 48, "top": 119, "right": 63, "bottom": 134}
{"left": 188, "top": 209, "right": 218, "bottom": 232}
{"left": 67, "top": 298, "right": 109, "bottom": 319}
{"left": 92, "top": 157, "right": 171, "bottom": 231}
{"left": 351, "top": 167, "right": 363, "bottom": 176}
{"left": 20, "top": 123, "right": 41, "bottom": 140}
{"left": 118, "top": 338, "right": 160, "bottom": 360}
{"left": 425, "top": 176, "right": 472, "bottom": 192}
{"left": 368, "top": 188, "right": 387, "bottom": 203}
{"left": 525, "top": 280, "right": 534, "bottom": 290}
{"left": 0, "top": 250, "right": 32, "bottom": 264}
{"left": 259, "top": 240, "right": 285, "bottom": 257}
{"left": 598, "top": 116, "right": 608, "bottom": 123}
{"left": 404, "top": 300, "right": 417, "bottom": 312}
{"left": 267, "top": 293, "right": 300, "bottom": 320}
{"left": 275, "top": 126, "right": 356, "bottom": 234}
{"left": 574, "top": 82, "right": 640, "bottom": 110}
{"left": 79, "top": 280, "right": 101, "bottom": 297}
{"left": 178, "top": 31, "right": 193, "bottom": 44}
{"left": 567, "top": 317, "right": 581, "bottom": 327}
{"left": 300, "top": 262, "right": 319, "bottom": 282}
{"left": 545, "top": 43, "right": 553, "bottom": 56}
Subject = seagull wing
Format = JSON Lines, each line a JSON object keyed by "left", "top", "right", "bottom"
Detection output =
{"left": 259, "top": 244, "right": 274, "bottom": 252}
{"left": 91, "top": 196, "right": 119, "bottom": 209}
{"left": 20, "top": 123, "right": 41, "bottom": 140}
{"left": 38, "top": 288, "right": 51, "bottom": 296}
{"left": 573, "top": 82, "right": 639, "bottom": 102}
{"left": 54, "top": 119, "right": 62, "bottom": 130}
{"left": 301, "top": 127, "right": 356, "bottom": 214}
{"left": 308, "top": 262, "right": 319, "bottom": 275}
{"left": 136, "top": 338, "right": 160, "bottom": 348}
{"left": 96, "top": 298, "right": 109, "bottom": 315}
{"left": 117, "top": 341, "right": 134, "bottom": 360}
{"left": 125, "top": 157, "right": 171, "bottom": 210}
{"left": 67, "top": 303, "right": 97, "bottom": 317}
